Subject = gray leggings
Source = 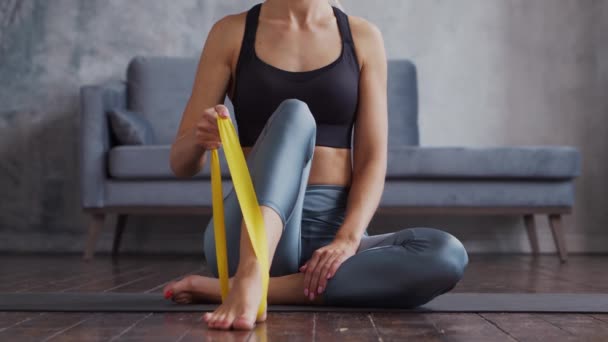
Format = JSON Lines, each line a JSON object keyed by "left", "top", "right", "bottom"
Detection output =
{"left": 204, "top": 99, "right": 469, "bottom": 308}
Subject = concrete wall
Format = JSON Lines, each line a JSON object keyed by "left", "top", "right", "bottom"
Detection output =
{"left": 1, "top": 0, "right": 606, "bottom": 254}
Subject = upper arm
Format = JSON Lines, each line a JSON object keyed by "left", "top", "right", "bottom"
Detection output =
{"left": 174, "top": 14, "right": 242, "bottom": 140}
{"left": 350, "top": 18, "right": 388, "bottom": 171}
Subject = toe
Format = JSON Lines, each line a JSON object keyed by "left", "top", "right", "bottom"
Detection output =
{"left": 208, "top": 309, "right": 224, "bottom": 328}
{"left": 216, "top": 314, "right": 233, "bottom": 330}
{"left": 233, "top": 316, "right": 255, "bottom": 330}
{"left": 162, "top": 281, "right": 176, "bottom": 299}
{"left": 163, "top": 276, "right": 192, "bottom": 299}
{"left": 207, "top": 314, "right": 218, "bottom": 328}
{"left": 173, "top": 293, "right": 192, "bottom": 304}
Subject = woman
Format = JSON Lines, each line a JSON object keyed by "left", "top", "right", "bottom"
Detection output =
{"left": 167, "top": 0, "right": 468, "bottom": 331}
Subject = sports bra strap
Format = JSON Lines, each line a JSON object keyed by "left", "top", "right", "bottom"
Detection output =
{"left": 238, "top": 4, "right": 262, "bottom": 62}
{"left": 333, "top": 6, "right": 355, "bottom": 45}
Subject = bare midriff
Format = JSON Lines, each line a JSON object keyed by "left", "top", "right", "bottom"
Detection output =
{"left": 242, "top": 146, "right": 352, "bottom": 187}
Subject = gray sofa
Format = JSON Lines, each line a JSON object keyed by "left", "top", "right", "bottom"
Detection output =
{"left": 80, "top": 56, "right": 580, "bottom": 262}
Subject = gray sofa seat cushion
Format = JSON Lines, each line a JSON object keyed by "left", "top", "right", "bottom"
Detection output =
{"left": 102, "top": 179, "right": 574, "bottom": 207}
{"left": 387, "top": 146, "right": 580, "bottom": 180}
{"left": 380, "top": 180, "right": 575, "bottom": 207}
{"left": 110, "top": 145, "right": 581, "bottom": 181}
{"left": 108, "top": 145, "right": 230, "bottom": 180}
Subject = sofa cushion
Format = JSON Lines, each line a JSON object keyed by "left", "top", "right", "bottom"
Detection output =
{"left": 380, "top": 180, "right": 575, "bottom": 207}
{"left": 126, "top": 56, "right": 236, "bottom": 144}
{"left": 102, "top": 179, "right": 575, "bottom": 208}
{"left": 108, "top": 108, "right": 156, "bottom": 145}
{"left": 108, "top": 145, "right": 231, "bottom": 180}
{"left": 386, "top": 146, "right": 580, "bottom": 180}
{"left": 110, "top": 145, "right": 580, "bottom": 181}
{"left": 387, "top": 60, "right": 419, "bottom": 146}
{"left": 126, "top": 56, "right": 412, "bottom": 146}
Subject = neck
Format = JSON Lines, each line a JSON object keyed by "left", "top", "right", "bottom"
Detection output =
{"left": 262, "top": 0, "right": 333, "bottom": 24}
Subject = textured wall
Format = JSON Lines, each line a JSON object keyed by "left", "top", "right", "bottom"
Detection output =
{"left": 1, "top": 0, "right": 606, "bottom": 254}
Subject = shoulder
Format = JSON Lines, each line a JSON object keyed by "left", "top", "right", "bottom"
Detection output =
{"left": 344, "top": 14, "right": 386, "bottom": 69}
{"left": 208, "top": 11, "right": 247, "bottom": 44}
{"left": 204, "top": 10, "right": 250, "bottom": 64}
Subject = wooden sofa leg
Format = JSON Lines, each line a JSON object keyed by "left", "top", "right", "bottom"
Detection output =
{"left": 83, "top": 213, "right": 105, "bottom": 261}
{"left": 523, "top": 214, "right": 539, "bottom": 254}
{"left": 548, "top": 214, "right": 568, "bottom": 263}
{"left": 112, "top": 214, "right": 128, "bottom": 258}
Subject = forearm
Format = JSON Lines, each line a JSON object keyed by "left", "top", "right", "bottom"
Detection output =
{"left": 336, "top": 157, "right": 386, "bottom": 244}
{"left": 170, "top": 127, "right": 207, "bottom": 179}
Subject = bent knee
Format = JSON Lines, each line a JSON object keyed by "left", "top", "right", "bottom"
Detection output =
{"left": 272, "top": 98, "right": 316, "bottom": 132}
{"left": 418, "top": 227, "right": 469, "bottom": 281}
{"left": 265, "top": 98, "right": 317, "bottom": 158}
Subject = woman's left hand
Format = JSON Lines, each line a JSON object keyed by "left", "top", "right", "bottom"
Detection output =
{"left": 300, "top": 237, "right": 359, "bottom": 301}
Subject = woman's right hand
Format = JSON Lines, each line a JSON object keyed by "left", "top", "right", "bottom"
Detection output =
{"left": 194, "top": 104, "right": 232, "bottom": 150}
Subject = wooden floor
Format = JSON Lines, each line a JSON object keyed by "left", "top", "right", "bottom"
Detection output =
{"left": 0, "top": 254, "right": 607, "bottom": 341}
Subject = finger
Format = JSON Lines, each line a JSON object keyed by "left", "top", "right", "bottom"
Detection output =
{"left": 303, "top": 251, "right": 324, "bottom": 298}
{"left": 310, "top": 252, "right": 335, "bottom": 297}
{"left": 195, "top": 128, "right": 220, "bottom": 142}
{"left": 196, "top": 123, "right": 218, "bottom": 135}
{"left": 197, "top": 117, "right": 218, "bottom": 141}
{"left": 215, "top": 104, "right": 231, "bottom": 119}
{"left": 201, "top": 108, "right": 220, "bottom": 128}
{"left": 197, "top": 140, "right": 221, "bottom": 150}
{"left": 205, "top": 142, "right": 222, "bottom": 150}
{"left": 201, "top": 112, "right": 219, "bottom": 131}
{"left": 203, "top": 107, "right": 219, "bottom": 120}
{"left": 317, "top": 253, "right": 340, "bottom": 293}
{"left": 195, "top": 130, "right": 220, "bottom": 145}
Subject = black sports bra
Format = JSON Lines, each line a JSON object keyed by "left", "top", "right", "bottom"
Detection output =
{"left": 231, "top": 3, "right": 360, "bottom": 148}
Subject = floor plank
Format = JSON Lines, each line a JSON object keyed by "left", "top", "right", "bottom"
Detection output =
{"left": 37, "top": 313, "right": 151, "bottom": 342}
{"left": 314, "top": 312, "right": 380, "bottom": 341}
{"left": 423, "top": 313, "right": 517, "bottom": 342}
{"left": 0, "top": 312, "right": 43, "bottom": 331}
{"left": 481, "top": 313, "right": 582, "bottom": 342}
{"left": 590, "top": 314, "right": 608, "bottom": 324}
{"left": 0, "top": 255, "right": 607, "bottom": 341}
{"left": 109, "top": 313, "right": 207, "bottom": 342}
{"left": 371, "top": 313, "right": 443, "bottom": 341}
{"left": 0, "top": 313, "right": 92, "bottom": 341}
{"left": 536, "top": 314, "right": 608, "bottom": 341}
{"left": 264, "top": 312, "right": 314, "bottom": 341}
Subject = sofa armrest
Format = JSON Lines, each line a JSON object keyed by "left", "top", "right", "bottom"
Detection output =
{"left": 79, "top": 80, "right": 127, "bottom": 209}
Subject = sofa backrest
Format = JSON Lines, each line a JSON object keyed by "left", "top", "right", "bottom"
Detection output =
{"left": 387, "top": 60, "right": 419, "bottom": 146}
{"left": 126, "top": 56, "right": 418, "bottom": 145}
{"left": 127, "top": 56, "right": 199, "bottom": 144}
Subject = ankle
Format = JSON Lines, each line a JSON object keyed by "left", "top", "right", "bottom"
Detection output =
{"left": 236, "top": 258, "right": 262, "bottom": 277}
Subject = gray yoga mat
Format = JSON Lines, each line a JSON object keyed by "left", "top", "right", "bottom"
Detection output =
{"left": 1, "top": 293, "right": 607, "bottom": 313}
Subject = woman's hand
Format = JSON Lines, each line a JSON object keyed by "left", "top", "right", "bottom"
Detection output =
{"left": 300, "top": 237, "right": 359, "bottom": 301}
{"left": 193, "top": 104, "right": 232, "bottom": 150}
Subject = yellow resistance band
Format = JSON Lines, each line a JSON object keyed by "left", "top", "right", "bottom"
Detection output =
{"left": 210, "top": 116, "right": 270, "bottom": 320}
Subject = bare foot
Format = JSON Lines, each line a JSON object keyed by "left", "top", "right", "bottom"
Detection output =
{"left": 203, "top": 259, "right": 267, "bottom": 330}
{"left": 163, "top": 275, "right": 231, "bottom": 304}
